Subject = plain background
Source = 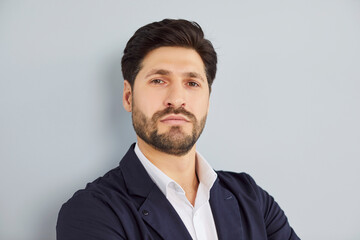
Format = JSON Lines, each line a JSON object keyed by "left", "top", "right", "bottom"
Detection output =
{"left": 1, "top": 0, "right": 359, "bottom": 239}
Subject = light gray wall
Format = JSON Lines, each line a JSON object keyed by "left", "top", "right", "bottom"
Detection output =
{"left": 1, "top": 0, "right": 359, "bottom": 239}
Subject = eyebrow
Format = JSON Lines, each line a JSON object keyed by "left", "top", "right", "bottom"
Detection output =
{"left": 145, "top": 69, "right": 205, "bottom": 82}
{"left": 184, "top": 72, "right": 205, "bottom": 82}
{"left": 145, "top": 69, "right": 171, "bottom": 78}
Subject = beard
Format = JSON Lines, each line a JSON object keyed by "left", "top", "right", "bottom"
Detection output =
{"left": 132, "top": 104, "right": 207, "bottom": 156}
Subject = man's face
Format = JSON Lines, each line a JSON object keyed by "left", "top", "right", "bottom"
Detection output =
{"left": 123, "top": 46, "right": 210, "bottom": 156}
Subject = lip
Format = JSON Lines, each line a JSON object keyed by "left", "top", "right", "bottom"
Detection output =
{"left": 160, "top": 114, "right": 190, "bottom": 124}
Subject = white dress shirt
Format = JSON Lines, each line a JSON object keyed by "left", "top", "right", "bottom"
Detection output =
{"left": 134, "top": 143, "right": 219, "bottom": 240}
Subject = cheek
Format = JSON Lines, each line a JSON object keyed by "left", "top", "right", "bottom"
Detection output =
{"left": 191, "top": 98, "right": 209, "bottom": 119}
{"left": 134, "top": 91, "right": 163, "bottom": 116}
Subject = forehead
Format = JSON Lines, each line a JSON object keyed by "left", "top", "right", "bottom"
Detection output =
{"left": 138, "top": 46, "right": 206, "bottom": 78}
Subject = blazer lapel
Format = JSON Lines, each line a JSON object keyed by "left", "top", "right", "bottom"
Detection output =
{"left": 139, "top": 185, "right": 192, "bottom": 240}
{"left": 210, "top": 179, "right": 244, "bottom": 239}
{"left": 120, "top": 144, "right": 192, "bottom": 240}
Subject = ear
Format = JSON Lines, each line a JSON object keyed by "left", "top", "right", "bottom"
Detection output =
{"left": 123, "top": 80, "right": 132, "bottom": 112}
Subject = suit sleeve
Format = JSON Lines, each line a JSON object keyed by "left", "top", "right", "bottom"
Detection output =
{"left": 245, "top": 174, "right": 300, "bottom": 240}
{"left": 56, "top": 191, "right": 126, "bottom": 240}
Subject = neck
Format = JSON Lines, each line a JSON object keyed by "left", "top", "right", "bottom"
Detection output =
{"left": 137, "top": 138, "right": 199, "bottom": 205}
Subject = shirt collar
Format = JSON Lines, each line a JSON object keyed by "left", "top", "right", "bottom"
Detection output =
{"left": 134, "top": 143, "right": 217, "bottom": 198}
{"left": 134, "top": 143, "right": 173, "bottom": 196}
{"left": 195, "top": 151, "right": 218, "bottom": 191}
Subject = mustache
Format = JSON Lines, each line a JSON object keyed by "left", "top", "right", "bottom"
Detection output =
{"left": 152, "top": 107, "right": 197, "bottom": 123}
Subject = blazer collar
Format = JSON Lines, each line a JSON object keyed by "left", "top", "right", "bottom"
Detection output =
{"left": 209, "top": 178, "right": 244, "bottom": 239}
{"left": 119, "top": 143, "right": 192, "bottom": 240}
{"left": 120, "top": 143, "right": 154, "bottom": 197}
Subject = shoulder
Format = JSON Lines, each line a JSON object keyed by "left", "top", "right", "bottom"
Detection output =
{"left": 215, "top": 170, "right": 278, "bottom": 212}
{"left": 59, "top": 164, "right": 133, "bottom": 216}
{"left": 57, "top": 166, "right": 130, "bottom": 239}
{"left": 215, "top": 171, "right": 300, "bottom": 240}
{"left": 214, "top": 170, "right": 280, "bottom": 222}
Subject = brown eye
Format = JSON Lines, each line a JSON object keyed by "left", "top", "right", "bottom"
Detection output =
{"left": 188, "top": 82, "right": 200, "bottom": 87}
{"left": 151, "top": 79, "right": 164, "bottom": 84}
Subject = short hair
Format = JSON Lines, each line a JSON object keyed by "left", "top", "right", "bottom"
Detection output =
{"left": 121, "top": 19, "right": 217, "bottom": 91}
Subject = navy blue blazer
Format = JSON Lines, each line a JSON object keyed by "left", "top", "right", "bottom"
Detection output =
{"left": 57, "top": 144, "right": 300, "bottom": 240}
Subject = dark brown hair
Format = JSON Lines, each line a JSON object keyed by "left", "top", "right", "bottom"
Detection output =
{"left": 121, "top": 19, "right": 217, "bottom": 91}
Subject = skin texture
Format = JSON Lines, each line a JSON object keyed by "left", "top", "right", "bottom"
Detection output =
{"left": 122, "top": 47, "right": 210, "bottom": 205}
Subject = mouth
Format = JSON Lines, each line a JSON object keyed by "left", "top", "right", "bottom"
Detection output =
{"left": 159, "top": 114, "right": 190, "bottom": 125}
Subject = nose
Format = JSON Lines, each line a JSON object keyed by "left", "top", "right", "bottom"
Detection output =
{"left": 164, "top": 83, "right": 186, "bottom": 108}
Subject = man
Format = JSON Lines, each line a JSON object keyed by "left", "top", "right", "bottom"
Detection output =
{"left": 57, "top": 19, "right": 300, "bottom": 240}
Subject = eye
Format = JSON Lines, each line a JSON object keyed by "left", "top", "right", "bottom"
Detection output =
{"left": 187, "top": 81, "right": 200, "bottom": 87}
{"left": 150, "top": 79, "right": 165, "bottom": 84}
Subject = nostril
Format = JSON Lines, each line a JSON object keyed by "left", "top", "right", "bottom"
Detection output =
{"left": 165, "top": 97, "right": 186, "bottom": 108}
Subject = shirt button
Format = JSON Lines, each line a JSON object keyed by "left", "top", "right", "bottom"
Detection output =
{"left": 142, "top": 210, "right": 149, "bottom": 216}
